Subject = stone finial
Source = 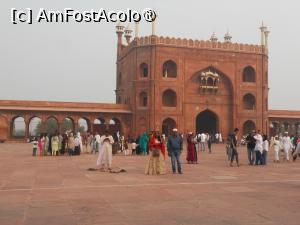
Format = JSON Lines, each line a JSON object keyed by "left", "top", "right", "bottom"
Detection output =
{"left": 124, "top": 24, "right": 133, "bottom": 44}
{"left": 259, "top": 21, "right": 267, "bottom": 46}
{"left": 264, "top": 29, "right": 270, "bottom": 49}
{"left": 135, "top": 22, "right": 139, "bottom": 38}
{"left": 210, "top": 32, "right": 218, "bottom": 42}
{"left": 224, "top": 30, "right": 232, "bottom": 43}
{"left": 116, "top": 22, "right": 125, "bottom": 34}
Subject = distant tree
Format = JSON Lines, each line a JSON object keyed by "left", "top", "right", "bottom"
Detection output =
{"left": 34, "top": 121, "right": 42, "bottom": 135}
{"left": 60, "top": 119, "right": 73, "bottom": 133}
{"left": 45, "top": 118, "right": 58, "bottom": 135}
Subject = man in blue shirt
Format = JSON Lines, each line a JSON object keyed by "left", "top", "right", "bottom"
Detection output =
{"left": 167, "top": 128, "right": 183, "bottom": 174}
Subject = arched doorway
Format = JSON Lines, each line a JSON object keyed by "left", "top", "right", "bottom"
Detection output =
{"left": 93, "top": 118, "right": 106, "bottom": 135}
{"left": 196, "top": 110, "right": 218, "bottom": 134}
{"left": 60, "top": 118, "right": 74, "bottom": 133}
{"left": 12, "top": 116, "right": 26, "bottom": 137}
{"left": 45, "top": 117, "right": 59, "bottom": 135}
{"left": 243, "top": 120, "right": 256, "bottom": 135}
{"left": 29, "top": 117, "right": 42, "bottom": 137}
{"left": 109, "top": 118, "right": 122, "bottom": 136}
{"left": 78, "top": 118, "right": 90, "bottom": 133}
{"left": 162, "top": 118, "right": 176, "bottom": 137}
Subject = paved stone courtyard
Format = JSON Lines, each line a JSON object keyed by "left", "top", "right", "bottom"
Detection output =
{"left": 0, "top": 143, "right": 299, "bottom": 225}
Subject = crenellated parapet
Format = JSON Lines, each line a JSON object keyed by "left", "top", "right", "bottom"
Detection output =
{"left": 119, "top": 35, "right": 266, "bottom": 59}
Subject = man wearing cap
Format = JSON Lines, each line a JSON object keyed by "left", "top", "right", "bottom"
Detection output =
{"left": 167, "top": 128, "right": 183, "bottom": 174}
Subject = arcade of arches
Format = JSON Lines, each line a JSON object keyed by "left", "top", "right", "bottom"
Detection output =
{"left": 1, "top": 102, "right": 300, "bottom": 142}
{"left": 0, "top": 101, "right": 131, "bottom": 141}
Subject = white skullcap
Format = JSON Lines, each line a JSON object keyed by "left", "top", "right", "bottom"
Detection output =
{"left": 172, "top": 128, "right": 178, "bottom": 132}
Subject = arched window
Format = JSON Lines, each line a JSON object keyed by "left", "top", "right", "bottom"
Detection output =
{"left": 12, "top": 116, "right": 25, "bottom": 137}
{"left": 162, "top": 60, "right": 177, "bottom": 78}
{"left": 139, "top": 92, "right": 148, "bottom": 107}
{"left": 243, "top": 93, "right": 256, "bottom": 110}
{"left": 243, "top": 66, "right": 255, "bottom": 82}
{"left": 162, "top": 89, "right": 177, "bottom": 107}
{"left": 140, "top": 63, "right": 148, "bottom": 78}
{"left": 207, "top": 77, "right": 214, "bottom": 86}
{"left": 243, "top": 120, "right": 256, "bottom": 134}
{"left": 29, "top": 117, "right": 42, "bottom": 136}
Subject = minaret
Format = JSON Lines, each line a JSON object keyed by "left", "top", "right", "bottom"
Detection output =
{"left": 264, "top": 29, "right": 270, "bottom": 49}
{"left": 124, "top": 24, "right": 133, "bottom": 44}
{"left": 210, "top": 32, "right": 218, "bottom": 42}
{"left": 151, "top": 19, "right": 156, "bottom": 36}
{"left": 259, "top": 21, "right": 267, "bottom": 46}
{"left": 224, "top": 30, "right": 232, "bottom": 43}
{"left": 135, "top": 22, "right": 139, "bottom": 38}
{"left": 116, "top": 22, "right": 125, "bottom": 57}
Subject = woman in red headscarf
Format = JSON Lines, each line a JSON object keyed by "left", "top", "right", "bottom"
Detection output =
{"left": 145, "top": 131, "right": 166, "bottom": 175}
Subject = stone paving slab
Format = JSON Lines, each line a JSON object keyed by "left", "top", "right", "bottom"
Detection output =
{"left": 0, "top": 143, "right": 299, "bottom": 225}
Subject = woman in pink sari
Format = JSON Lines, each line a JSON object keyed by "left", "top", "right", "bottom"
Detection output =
{"left": 38, "top": 134, "right": 45, "bottom": 156}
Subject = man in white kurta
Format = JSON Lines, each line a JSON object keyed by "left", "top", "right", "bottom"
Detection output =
{"left": 96, "top": 131, "right": 114, "bottom": 170}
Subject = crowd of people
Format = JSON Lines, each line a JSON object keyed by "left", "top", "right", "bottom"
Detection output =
{"left": 31, "top": 131, "right": 83, "bottom": 156}
{"left": 228, "top": 129, "right": 300, "bottom": 167}
{"left": 30, "top": 127, "right": 300, "bottom": 175}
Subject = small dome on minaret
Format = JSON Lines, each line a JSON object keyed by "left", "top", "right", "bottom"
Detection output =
{"left": 116, "top": 22, "right": 125, "bottom": 34}
{"left": 224, "top": 30, "right": 232, "bottom": 43}
{"left": 124, "top": 24, "right": 133, "bottom": 35}
{"left": 124, "top": 24, "right": 133, "bottom": 44}
{"left": 210, "top": 32, "right": 218, "bottom": 42}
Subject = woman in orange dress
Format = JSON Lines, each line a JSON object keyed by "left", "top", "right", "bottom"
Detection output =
{"left": 145, "top": 131, "right": 166, "bottom": 175}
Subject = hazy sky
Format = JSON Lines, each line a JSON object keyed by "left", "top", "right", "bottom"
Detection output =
{"left": 0, "top": 0, "right": 299, "bottom": 110}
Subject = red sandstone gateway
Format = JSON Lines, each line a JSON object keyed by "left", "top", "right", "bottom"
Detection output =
{"left": 0, "top": 24, "right": 299, "bottom": 142}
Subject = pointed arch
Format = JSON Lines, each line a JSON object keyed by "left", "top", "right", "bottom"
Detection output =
{"left": 162, "top": 118, "right": 177, "bottom": 137}
{"left": 11, "top": 116, "right": 26, "bottom": 137}
{"left": 195, "top": 109, "right": 219, "bottom": 134}
{"left": 162, "top": 60, "right": 177, "bottom": 78}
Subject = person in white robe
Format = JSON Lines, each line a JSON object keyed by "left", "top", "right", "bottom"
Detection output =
{"left": 282, "top": 132, "right": 292, "bottom": 161}
{"left": 215, "top": 133, "right": 219, "bottom": 143}
{"left": 96, "top": 130, "right": 114, "bottom": 170}
{"left": 272, "top": 136, "right": 280, "bottom": 162}
{"left": 218, "top": 133, "right": 223, "bottom": 143}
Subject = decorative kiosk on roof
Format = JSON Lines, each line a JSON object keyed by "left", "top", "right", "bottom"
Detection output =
{"left": 199, "top": 70, "right": 220, "bottom": 93}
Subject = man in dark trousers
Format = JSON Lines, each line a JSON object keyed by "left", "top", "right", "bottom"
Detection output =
{"left": 245, "top": 130, "right": 256, "bottom": 165}
{"left": 229, "top": 128, "right": 239, "bottom": 167}
{"left": 167, "top": 128, "right": 183, "bottom": 174}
